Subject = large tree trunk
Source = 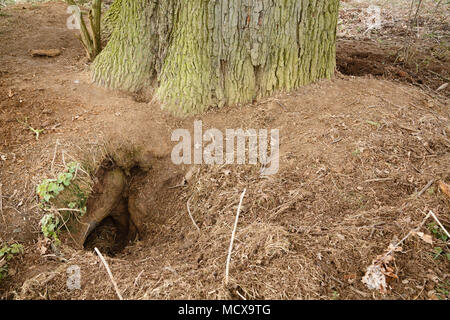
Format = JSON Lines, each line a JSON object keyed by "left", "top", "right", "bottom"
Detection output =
{"left": 92, "top": 0, "right": 339, "bottom": 115}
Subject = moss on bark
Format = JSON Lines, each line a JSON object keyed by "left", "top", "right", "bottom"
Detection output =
{"left": 101, "top": 0, "right": 122, "bottom": 40}
{"left": 92, "top": 0, "right": 339, "bottom": 115}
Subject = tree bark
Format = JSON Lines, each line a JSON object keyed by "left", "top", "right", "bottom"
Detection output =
{"left": 92, "top": 0, "right": 339, "bottom": 115}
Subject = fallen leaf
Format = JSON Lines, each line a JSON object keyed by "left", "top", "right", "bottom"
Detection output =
{"left": 382, "top": 266, "right": 398, "bottom": 279}
{"left": 438, "top": 181, "right": 450, "bottom": 198}
{"left": 344, "top": 273, "right": 357, "bottom": 284}
{"left": 413, "top": 231, "right": 433, "bottom": 245}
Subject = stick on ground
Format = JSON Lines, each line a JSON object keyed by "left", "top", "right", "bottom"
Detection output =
{"left": 94, "top": 247, "right": 123, "bottom": 300}
{"left": 416, "top": 179, "right": 435, "bottom": 197}
{"left": 0, "top": 183, "right": 4, "bottom": 224}
{"left": 187, "top": 196, "right": 200, "bottom": 232}
{"left": 224, "top": 188, "right": 247, "bottom": 286}
{"left": 429, "top": 210, "right": 450, "bottom": 239}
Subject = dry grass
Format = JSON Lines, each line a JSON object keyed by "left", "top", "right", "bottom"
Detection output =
{"left": 0, "top": 1, "right": 448, "bottom": 301}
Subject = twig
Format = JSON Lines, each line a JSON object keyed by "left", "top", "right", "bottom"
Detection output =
{"left": 273, "top": 99, "right": 287, "bottom": 110}
{"left": 56, "top": 208, "right": 84, "bottom": 213}
{"left": 364, "top": 178, "right": 393, "bottom": 183}
{"left": 186, "top": 196, "right": 200, "bottom": 232}
{"left": 428, "top": 210, "right": 450, "bottom": 239}
{"left": 224, "top": 188, "right": 247, "bottom": 286}
{"left": 413, "top": 0, "right": 423, "bottom": 28}
{"left": 50, "top": 139, "right": 59, "bottom": 175}
{"left": 134, "top": 270, "right": 144, "bottom": 287}
{"left": 331, "top": 137, "right": 342, "bottom": 145}
{"left": 89, "top": 0, "right": 102, "bottom": 57}
{"left": 329, "top": 275, "right": 369, "bottom": 298}
{"left": 168, "top": 180, "right": 186, "bottom": 189}
{"left": 429, "top": 70, "right": 450, "bottom": 83}
{"left": 382, "top": 210, "right": 432, "bottom": 260}
{"left": 54, "top": 211, "right": 78, "bottom": 247}
{"left": 416, "top": 179, "right": 435, "bottom": 197}
{"left": 236, "top": 291, "right": 247, "bottom": 300}
{"left": 66, "top": 0, "right": 102, "bottom": 61}
{"left": 0, "top": 183, "right": 4, "bottom": 224}
{"left": 94, "top": 247, "right": 123, "bottom": 300}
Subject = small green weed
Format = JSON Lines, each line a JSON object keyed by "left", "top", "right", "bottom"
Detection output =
{"left": 40, "top": 213, "right": 61, "bottom": 244}
{"left": 427, "top": 222, "right": 448, "bottom": 242}
{"left": 36, "top": 162, "right": 88, "bottom": 244}
{"left": 36, "top": 162, "right": 78, "bottom": 203}
{"left": 17, "top": 117, "right": 44, "bottom": 141}
{"left": 0, "top": 243, "right": 24, "bottom": 280}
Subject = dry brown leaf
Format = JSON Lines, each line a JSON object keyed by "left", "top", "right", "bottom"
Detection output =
{"left": 37, "top": 238, "right": 50, "bottom": 255}
{"left": 375, "top": 251, "right": 396, "bottom": 266}
{"left": 382, "top": 266, "right": 398, "bottom": 279}
{"left": 438, "top": 181, "right": 450, "bottom": 198}
{"left": 344, "top": 273, "right": 357, "bottom": 284}
{"left": 413, "top": 231, "right": 433, "bottom": 245}
{"left": 387, "top": 244, "right": 403, "bottom": 252}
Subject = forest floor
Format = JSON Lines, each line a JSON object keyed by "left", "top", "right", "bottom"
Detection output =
{"left": 0, "top": 1, "right": 449, "bottom": 300}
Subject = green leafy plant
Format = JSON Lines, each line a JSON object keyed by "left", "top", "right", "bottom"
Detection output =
{"left": 0, "top": 243, "right": 24, "bottom": 280}
{"left": 436, "top": 281, "right": 450, "bottom": 300}
{"left": 40, "top": 213, "right": 61, "bottom": 244}
{"left": 36, "top": 162, "right": 89, "bottom": 244}
{"left": 427, "top": 222, "right": 448, "bottom": 242}
{"left": 431, "top": 247, "right": 449, "bottom": 260}
{"left": 331, "top": 291, "right": 340, "bottom": 300}
{"left": 17, "top": 117, "right": 44, "bottom": 141}
{"left": 36, "top": 162, "right": 78, "bottom": 203}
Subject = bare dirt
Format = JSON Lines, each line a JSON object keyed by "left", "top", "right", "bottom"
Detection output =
{"left": 0, "top": 1, "right": 449, "bottom": 300}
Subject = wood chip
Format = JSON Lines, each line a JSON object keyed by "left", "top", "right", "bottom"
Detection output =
{"left": 30, "top": 49, "right": 61, "bottom": 57}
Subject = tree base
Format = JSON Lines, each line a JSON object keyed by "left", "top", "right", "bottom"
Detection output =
{"left": 92, "top": 0, "right": 339, "bottom": 115}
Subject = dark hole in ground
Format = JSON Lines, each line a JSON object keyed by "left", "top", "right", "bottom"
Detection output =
{"left": 83, "top": 194, "right": 136, "bottom": 256}
{"left": 336, "top": 41, "right": 400, "bottom": 78}
{"left": 335, "top": 40, "right": 450, "bottom": 92}
{"left": 81, "top": 163, "right": 141, "bottom": 256}
{"left": 84, "top": 216, "right": 128, "bottom": 256}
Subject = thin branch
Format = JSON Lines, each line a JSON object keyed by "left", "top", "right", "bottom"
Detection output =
{"left": 94, "top": 247, "right": 123, "bottom": 300}
{"left": 381, "top": 210, "right": 432, "bottom": 260}
{"left": 429, "top": 210, "right": 450, "bottom": 239}
{"left": 0, "top": 183, "right": 4, "bottom": 224}
{"left": 364, "top": 177, "right": 393, "bottom": 183}
{"left": 50, "top": 139, "right": 59, "bottom": 175}
{"left": 416, "top": 179, "right": 435, "bottom": 197}
{"left": 413, "top": 0, "right": 423, "bottom": 27}
{"left": 224, "top": 188, "right": 247, "bottom": 286}
{"left": 186, "top": 196, "right": 200, "bottom": 233}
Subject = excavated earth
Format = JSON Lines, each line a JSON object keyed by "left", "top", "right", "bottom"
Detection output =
{"left": 0, "top": 2, "right": 449, "bottom": 300}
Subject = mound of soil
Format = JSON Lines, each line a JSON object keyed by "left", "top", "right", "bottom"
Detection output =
{"left": 0, "top": 2, "right": 448, "bottom": 300}
{"left": 337, "top": 40, "right": 450, "bottom": 93}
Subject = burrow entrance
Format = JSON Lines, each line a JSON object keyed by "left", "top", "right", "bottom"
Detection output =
{"left": 77, "top": 161, "right": 143, "bottom": 256}
{"left": 74, "top": 155, "right": 183, "bottom": 257}
{"left": 83, "top": 198, "right": 134, "bottom": 256}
